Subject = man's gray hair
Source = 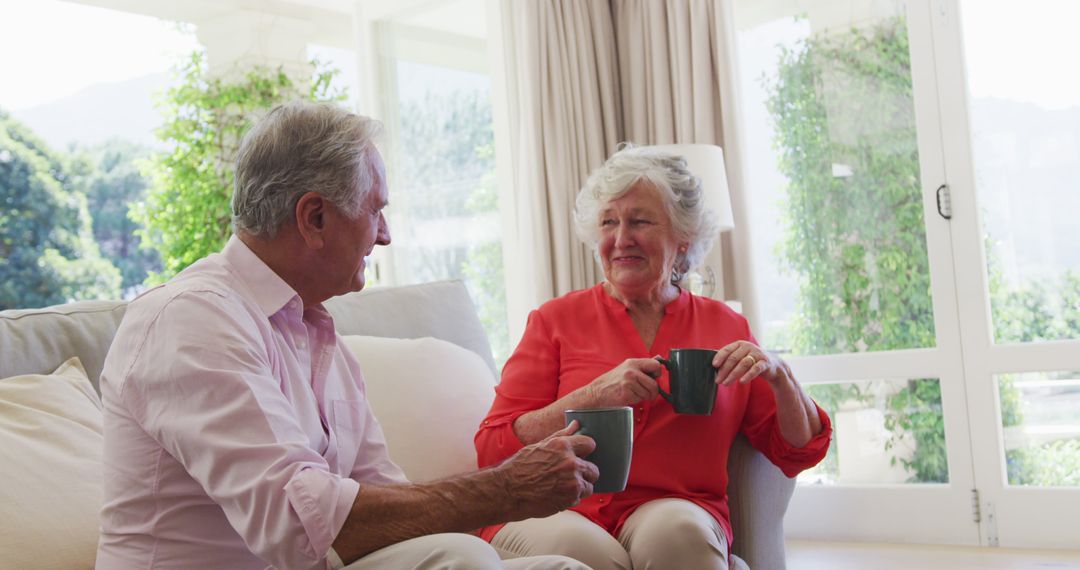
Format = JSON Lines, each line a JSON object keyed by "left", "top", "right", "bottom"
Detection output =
{"left": 233, "top": 101, "right": 383, "bottom": 239}
{"left": 574, "top": 144, "right": 721, "bottom": 283}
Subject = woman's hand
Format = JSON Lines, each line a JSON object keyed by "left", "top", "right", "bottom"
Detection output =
{"left": 712, "top": 340, "right": 789, "bottom": 387}
{"left": 712, "top": 340, "right": 823, "bottom": 446}
{"left": 510, "top": 358, "right": 662, "bottom": 446}
{"left": 585, "top": 358, "right": 664, "bottom": 408}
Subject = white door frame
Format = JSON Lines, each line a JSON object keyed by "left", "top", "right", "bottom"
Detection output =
{"left": 929, "top": 0, "right": 1080, "bottom": 549}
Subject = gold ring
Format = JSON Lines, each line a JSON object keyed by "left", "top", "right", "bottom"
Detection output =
{"left": 744, "top": 354, "right": 757, "bottom": 366}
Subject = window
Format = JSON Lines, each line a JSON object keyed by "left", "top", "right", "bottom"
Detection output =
{"left": 960, "top": 1, "right": 1080, "bottom": 345}
{"left": 734, "top": 0, "right": 1080, "bottom": 547}
{"left": 364, "top": 1, "right": 510, "bottom": 362}
{"left": 734, "top": 0, "right": 945, "bottom": 489}
{"left": 735, "top": 2, "right": 933, "bottom": 359}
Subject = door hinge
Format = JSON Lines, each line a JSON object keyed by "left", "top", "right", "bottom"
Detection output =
{"left": 936, "top": 184, "right": 953, "bottom": 219}
{"left": 973, "top": 488, "right": 1000, "bottom": 546}
{"left": 985, "top": 500, "right": 999, "bottom": 547}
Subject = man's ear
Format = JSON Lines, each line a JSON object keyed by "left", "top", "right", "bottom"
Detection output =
{"left": 295, "top": 192, "right": 327, "bottom": 249}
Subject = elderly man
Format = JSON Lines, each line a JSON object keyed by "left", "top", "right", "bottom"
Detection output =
{"left": 95, "top": 101, "right": 597, "bottom": 570}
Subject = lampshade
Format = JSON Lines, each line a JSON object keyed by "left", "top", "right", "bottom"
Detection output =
{"left": 651, "top": 144, "right": 734, "bottom": 232}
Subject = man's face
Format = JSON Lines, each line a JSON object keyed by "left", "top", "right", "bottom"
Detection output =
{"left": 323, "top": 148, "right": 391, "bottom": 297}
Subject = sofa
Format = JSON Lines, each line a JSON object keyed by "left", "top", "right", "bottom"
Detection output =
{"left": 0, "top": 279, "right": 795, "bottom": 569}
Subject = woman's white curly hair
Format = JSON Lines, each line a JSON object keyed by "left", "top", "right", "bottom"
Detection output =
{"left": 574, "top": 143, "right": 720, "bottom": 284}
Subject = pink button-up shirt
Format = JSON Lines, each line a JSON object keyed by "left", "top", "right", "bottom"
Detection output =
{"left": 96, "top": 236, "right": 407, "bottom": 570}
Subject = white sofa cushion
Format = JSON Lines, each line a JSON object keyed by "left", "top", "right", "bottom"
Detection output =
{"left": 0, "top": 358, "right": 103, "bottom": 570}
{"left": 326, "top": 282, "right": 498, "bottom": 378}
{"left": 0, "top": 301, "right": 127, "bottom": 392}
{"left": 340, "top": 335, "right": 497, "bottom": 483}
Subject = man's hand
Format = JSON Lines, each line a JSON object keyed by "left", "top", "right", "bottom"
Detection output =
{"left": 494, "top": 421, "right": 599, "bottom": 520}
{"left": 584, "top": 358, "right": 664, "bottom": 407}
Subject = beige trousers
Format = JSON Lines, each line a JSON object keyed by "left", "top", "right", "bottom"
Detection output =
{"left": 491, "top": 498, "right": 750, "bottom": 570}
{"left": 342, "top": 532, "right": 590, "bottom": 570}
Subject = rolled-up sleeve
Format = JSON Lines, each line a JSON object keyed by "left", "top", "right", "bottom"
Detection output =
{"left": 120, "top": 292, "right": 355, "bottom": 570}
{"left": 740, "top": 372, "right": 833, "bottom": 477}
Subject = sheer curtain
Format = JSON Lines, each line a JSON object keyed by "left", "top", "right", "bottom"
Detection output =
{"left": 495, "top": 0, "right": 757, "bottom": 341}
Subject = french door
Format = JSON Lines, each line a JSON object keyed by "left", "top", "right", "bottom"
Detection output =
{"left": 932, "top": 0, "right": 1080, "bottom": 548}
{"left": 733, "top": 0, "right": 1080, "bottom": 548}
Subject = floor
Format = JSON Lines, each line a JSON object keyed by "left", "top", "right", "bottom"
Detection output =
{"left": 786, "top": 541, "right": 1080, "bottom": 570}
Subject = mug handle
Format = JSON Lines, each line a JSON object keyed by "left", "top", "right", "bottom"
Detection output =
{"left": 653, "top": 356, "right": 673, "bottom": 403}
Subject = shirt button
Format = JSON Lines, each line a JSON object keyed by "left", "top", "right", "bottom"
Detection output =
{"left": 297, "top": 341, "right": 307, "bottom": 349}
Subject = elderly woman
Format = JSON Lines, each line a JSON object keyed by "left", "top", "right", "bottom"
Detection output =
{"left": 474, "top": 145, "right": 832, "bottom": 570}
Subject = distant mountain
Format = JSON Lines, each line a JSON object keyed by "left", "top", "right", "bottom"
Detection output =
{"left": 969, "top": 97, "right": 1080, "bottom": 275}
{"left": 11, "top": 72, "right": 174, "bottom": 151}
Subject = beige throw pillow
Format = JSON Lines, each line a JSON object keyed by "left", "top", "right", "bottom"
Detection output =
{"left": 0, "top": 358, "right": 103, "bottom": 570}
{"left": 340, "top": 336, "right": 496, "bottom": 483}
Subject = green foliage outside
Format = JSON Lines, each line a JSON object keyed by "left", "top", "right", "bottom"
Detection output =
{"left": 999, "top": 369, "right": 1080, "bottom": 487}
{"left": 1007, "top": 438, "right": 1080, "bottom": 487}
{"left": 991, "top": 250, "right": 1080, "bottom": 486}
{"left": 0, "top": 110, "right": 120, "bottom": 310}
{"left": 768, "top": 18, "right": 934, "bottom": 358}
{"left": 132, "top": 52, "right": 344, "bottom": 283}
{"left": 883, "top": 378, "right": 947, "bottom": 481}
{"left": 462, "top": 145, "right": 509, "bottom": 363}
{"left": 770, "top": 17, "right": 1080, "bottom": 486}
{"left": 988, "top": 243, "right": 1080, "bottom": 344}
{"left": 767, "top": 17, "right": 944, "bottom": 483}
{"left": 394, "top": 91, "right": 497, "bottom": 220}
{"left": 71, "top": 140, "right": 161, "bottom": 293}
{"left": 394, "top": 90, "right": 509, "bottom": 363}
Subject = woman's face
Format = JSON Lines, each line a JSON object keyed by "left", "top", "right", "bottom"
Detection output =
{"left": 598, "top": 181, "right": 686, "bottom": 297}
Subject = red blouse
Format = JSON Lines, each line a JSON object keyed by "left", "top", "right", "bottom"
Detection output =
{"left": 474, "top": 284, "right": 832, "bottom": 546}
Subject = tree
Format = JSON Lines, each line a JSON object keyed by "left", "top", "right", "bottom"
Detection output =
{"left": 395, "top": 91, "right": 497, "bottom": 220}
{"left": 132, "top": 52, "right": 344, "bottom": 283}
{"left": 462, "top": 145, "right": 509, "bottom": 362}
{"left": 395, "top": 90, "right": 509, "bottom": 362}
{"left": 769, "top": 18, "right": 933, "bottom": 358}
{"left": 766, "top": 18, "right": 1080, "bottom": 485}
{"left": 766, "top": 18, "right": 943, "bottom": 482}
{"left": 71, "top": 140, "right": 161, "bottom": 295}
{"left": 0, "top": 110, "right": 121, "bottom": 310}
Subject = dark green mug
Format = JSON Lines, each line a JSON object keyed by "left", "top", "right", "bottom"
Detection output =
{"left": 564, "top": 406, "right": 633, "bottom": 493}
{"left": 656, "top": 348, "right": 718, "bottom": 415}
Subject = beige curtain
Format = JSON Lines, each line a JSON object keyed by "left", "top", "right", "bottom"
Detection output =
{"left": 498, "top": 0, "right": 758, "bottom": 331}
{"left": 499, "top": 0, "right": 620, "bottom": 311}
{"left": 613, "top": 0, "right": 755, "bottom": 320}
{"left": 614, "top": 0, "right": 724, "bottom": 145}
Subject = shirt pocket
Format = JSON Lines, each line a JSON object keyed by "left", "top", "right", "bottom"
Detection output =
{"left": 331, "top": 399, "right": 365, "bottom": 473}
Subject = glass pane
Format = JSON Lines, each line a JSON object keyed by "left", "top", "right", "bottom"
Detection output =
{"left": 959, "top": 1, "right": 1080, "bottom": 343}
{"left": 733, "top": 1, "right": 936, "bottom": 356}
{"left": 999, "top": 371, "right": 1080, "bottom": 487}
{"left": 383, "top": 51, "right": 509, "bottom": 361}
{"left": 802, "top": 378, "right": 948, "bottom": 485}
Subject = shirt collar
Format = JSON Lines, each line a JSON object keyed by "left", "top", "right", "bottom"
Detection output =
{"left": 221, "top": 235, "right": 302, "bottom": 318}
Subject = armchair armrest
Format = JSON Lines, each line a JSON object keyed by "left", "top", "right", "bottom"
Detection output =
{"left": 727, "top": 433, "right": 796, "bottom": 569}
